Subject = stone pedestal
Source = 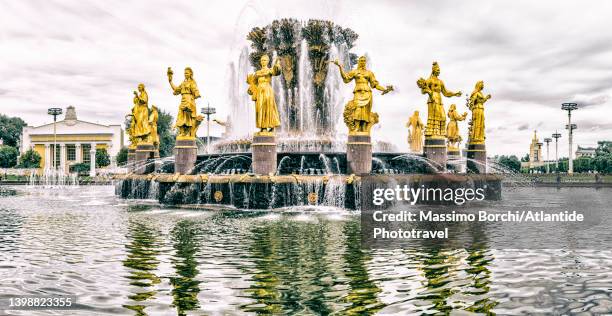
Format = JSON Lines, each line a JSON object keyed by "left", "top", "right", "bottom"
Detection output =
{"left": 347, "top": 133, "right": 372, "bottom": 175}
{"left": 423, "top": 136, "right": 447, "bottom": 171}
{"left": 466, "top": 143, "right": 486, "bottom": 173}
{"left": 127, "top": 147, "right": 136, "bottom": 172}
{"left": 447, "top": 146, "right": 461, "bottom": 172}
{"left": 252, "top": 134, "right": 277, "bottom": 175}
{"left": 175, "top": 138, "right": 197, "bottom": 174}
{"left": 135, "top": 143, "right": 156, "bottom": 174}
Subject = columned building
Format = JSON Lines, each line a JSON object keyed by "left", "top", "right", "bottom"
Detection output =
{"left": 521, "top": 130, "right": 545, "bottom": 169}
{"left": 20, "top": 106, "right": 123, "bottom": 175}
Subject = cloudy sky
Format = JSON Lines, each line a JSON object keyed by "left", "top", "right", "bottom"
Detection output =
{"left": 1, "top": 0, "right": 611, "bottom": 157}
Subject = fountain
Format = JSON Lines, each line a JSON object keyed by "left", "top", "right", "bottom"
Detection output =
{"left": 115, "top": 19, "right": 502, "bottom": 209}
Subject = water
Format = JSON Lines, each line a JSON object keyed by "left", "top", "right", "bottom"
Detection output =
{"left": 1, "top": 186, "right": 611, "bottom": 315}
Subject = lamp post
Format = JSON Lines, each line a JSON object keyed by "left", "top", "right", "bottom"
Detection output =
{"left": 47, "top": 108, "right": 63, "bottom": 170}
{"left": 561, "top": 102, "right": 578, "bottom": 174}
{"left": 201, "top": 104, "right": 216, "bottom": 153}
{"left": 543, "top": 137, "right": 551, "bottom": 173}
{"left": 552, "top": 131, "right": 561, "bottom": 173}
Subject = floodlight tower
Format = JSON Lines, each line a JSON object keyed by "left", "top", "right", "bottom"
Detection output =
{"left": 561, "top": 102, "right": 578, "bottom": 174}
{"left": 47, "top": 107, "right": 63, "bottom": 170}
{"left": 552, "top": 131, "right": 562, "bottom": 173}
{"left": 201, "top": 104, "right": 216, "bottom": 154}
{"left": 543, "top": 137, "right": 552, "bottom": 173}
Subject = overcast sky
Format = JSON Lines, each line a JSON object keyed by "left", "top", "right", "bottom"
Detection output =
{"left": 1, "top": 0, "right": 611, "bottom": 157}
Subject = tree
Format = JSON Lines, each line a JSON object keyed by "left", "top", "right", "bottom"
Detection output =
{"left": 0, "top": 114, "right": 27, "bottom": 147}
{"left": 158, "top": 110, "right": 175, "bottom": 157}
{"left": 116, "top": 147, "right": 128, "bottom": 165}
{"left": 496, "top": 155, "right": 521, "bottom": 173}
{"left": 96, "top": 148, "right": 111, "bottom": 167}
{"left": 17, "top": 148, "right": 41, "bottom": 168}
{"left": 70, "top": 163, "right": 90, "bottom": 175}
{"left": 0, "top": 146, "right": 19, "bottom": 168}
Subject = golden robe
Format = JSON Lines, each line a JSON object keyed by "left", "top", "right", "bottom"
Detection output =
{"left": 149, "top": 108, "right": 159, "bottom": 146}
{"left": 253, "top": 65, "right": 281, "bottom": 129}
{"left": 174, "top": 79, "right": 200, "bottom": 131}
{"left": 406, "top": 113, "right": 424, "bottom": 152}
{"left": 446, "top": 108, "right": 465, "bottom": 143}
{"left": 344, "top": 69, "right": 379, "bottom": 123}
{"left": 132, "top": 92, "right": 150, "bottom": 138}
{"left": 469, "top": 92, "right": 487, "bottom": 143}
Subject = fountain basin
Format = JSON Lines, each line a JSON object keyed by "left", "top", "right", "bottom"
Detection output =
{"left": 116, "top": 173, "right": 501, "bottom": 210}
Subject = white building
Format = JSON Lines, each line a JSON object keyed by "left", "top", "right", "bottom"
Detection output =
{"left": 20, "top": 106, "right": 123, "bottom": 175}
{"left": 575, "top": 146, "right": 596, "bottom": 158}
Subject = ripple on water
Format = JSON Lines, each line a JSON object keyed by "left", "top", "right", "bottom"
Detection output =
{"left": 0, "top": 186, "right": 610, "bottom": 315}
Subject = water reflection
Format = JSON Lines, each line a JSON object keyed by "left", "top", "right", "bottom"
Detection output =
{"left": 341, "top": 220, "right": 385, "bottom": 314}
{"left": 122, "top": 221, "right": 162, "bottom": 315}
{"left": 169, "top": 220, "right": 202, "bottom": 315}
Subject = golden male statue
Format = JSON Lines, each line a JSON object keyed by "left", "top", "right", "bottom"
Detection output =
{"left": 406, "top": 110, "right": 424, "bottom": 153}
{"left": 332, "top": 56, "right": 393, "bottom": 134}
{"left": 247, "top": 54, "right": 282, "bottom": 134}
{"left": 417, "top": 62, "right": 462, "bottom": 137}
{"left": 167, "top": 67, "right": 204, "bottom": 139}
{"left": 467, "top": 81, "right": 491, "bottom": 144}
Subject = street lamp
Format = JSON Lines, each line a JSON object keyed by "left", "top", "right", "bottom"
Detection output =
{"left": 543, "top": 137, "right": 552, "bottom": 173}
{"left": 552, "top": 131, "right": 561, "bottom": 173}
{"left": 47, "top": 107, "right": 63, "bottom": 170}
{"left": 201, "top": 104, "right": 216, "bottom": 154}
{"left": 561, "top": 102, "right": 578, "bottom": 174}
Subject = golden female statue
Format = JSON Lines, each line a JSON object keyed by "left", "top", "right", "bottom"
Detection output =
{"left": 446, "top": 104, "right": 467, "bottom": 149}
{"left": 467, "top": 81, "right": 491, "bottom": 144}
{"left": 132, "top": 83, "right": 151, "bottom": 142}
{"left": 247, "top": 54, "right": 281, "bottom": 133}
{"left": 149, "top": 105, "right": 159, "bottom": 150}
{"left": 332, "top": 56, "right": 393, "bottom": 134}
{"left": 406, "top": 110, "right": 424, "bottom": 153}
{"left": 167, "top": 67, "right": 203, "bottom": 139}
{"left": 417, "top": 62, "right": 461, "bottom": 137}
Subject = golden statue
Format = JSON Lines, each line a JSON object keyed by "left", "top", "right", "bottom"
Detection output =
{"left": 446, "top": 104, "right": 468, "bottom": 150}
{"left": 417, "top": 62, "right": 462, "bottom": 138}
{"left": 332, "top": 56, "right": 393, "bottom": 134}
{"left": 149, "top": 105, "right": 159, "bottom": 150}
{"left": 247, "top": 54, "right": 281, "bottom": 134}
{"left": 467, "top": 80, "right": 491, "bottom": 144}
{"left": 131, "top": 83, "right": 151, "bottom": 143}
{"left": 126, "top": 114, "right": 137, "bottom": 149}
{"left": 406, "top": 110, "right": 424, "bottom": 153}
{"left": 167, "top": 67, "right": 203, "bottom": 139}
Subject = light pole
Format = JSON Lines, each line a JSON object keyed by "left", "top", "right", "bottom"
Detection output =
{"left": 543, "top": 137, "right": 551, "bottom": 173}
{"left": 201, "top": 104, "right": 216, "bottom": 154}
{"left": 561, "top": 102, "right": 578, "bottom": 174}
{"left": 552, "top": 131, "right": 561, "bottom": 173}
{"left": 47, "top": 108, "right": 63, "bottom": 170}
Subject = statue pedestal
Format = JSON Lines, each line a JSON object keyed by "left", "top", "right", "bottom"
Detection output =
{"left": 423, "top": 136, "right": 447, "bottom": 171}
{"left": 135, "top": 143, "right": 155, "bottom": 174}
{"left": 447, "top": 146, "right": 462, "bottom": 172}
{"left": 127, "top": 147, "right": 136, "bottom": 173}
{"left": 466, "top": 143, "right": 486, "bottom": 173}
{"left": 175, "top": 138, "right": 197, "bottom": 174}
{"left": 347, "top": 133, "right": 372, "bottom": 175}
{"left": 252, "top": 134, "right": 277, "bottom": 175}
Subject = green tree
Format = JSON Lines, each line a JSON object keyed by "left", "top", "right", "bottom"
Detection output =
{"left": 158, "top": 110, "right": 175, "bottom": 157}
{"left": 0, "top": 146, "right": 19, "bottom": 168}
{"left": 496, "top": 155, "right": 522, "bottom": 173}
{"left": 116, "top": 147, "right": 128, "bottom": 165}
{"left": 70, "top": 162, "right": 90, "bottom": 175}
{"left": 96, "top": 148, "right": 111, "bottom": 167}
{"left": 0, "top": 114, "right": 27, "bottom": 147}
{"left": 520, "top": 154, "right": 529, "bottom": 162}
{"left": 17, "top": 148, "right": 41, "bottom": 168}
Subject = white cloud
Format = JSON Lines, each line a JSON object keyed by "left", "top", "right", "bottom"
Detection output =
{"left": 0, "top": 0, "right": 610, "bottom": 157}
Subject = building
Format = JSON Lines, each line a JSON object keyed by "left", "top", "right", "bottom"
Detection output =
{"left": 521, "top": 130, "right": 545, "bottom": 169}
{"left": 575, "top": 146, "right": 596, "bottom": 158}
{"left": 20, "top": 106, "right": 123, "bottom": 175}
